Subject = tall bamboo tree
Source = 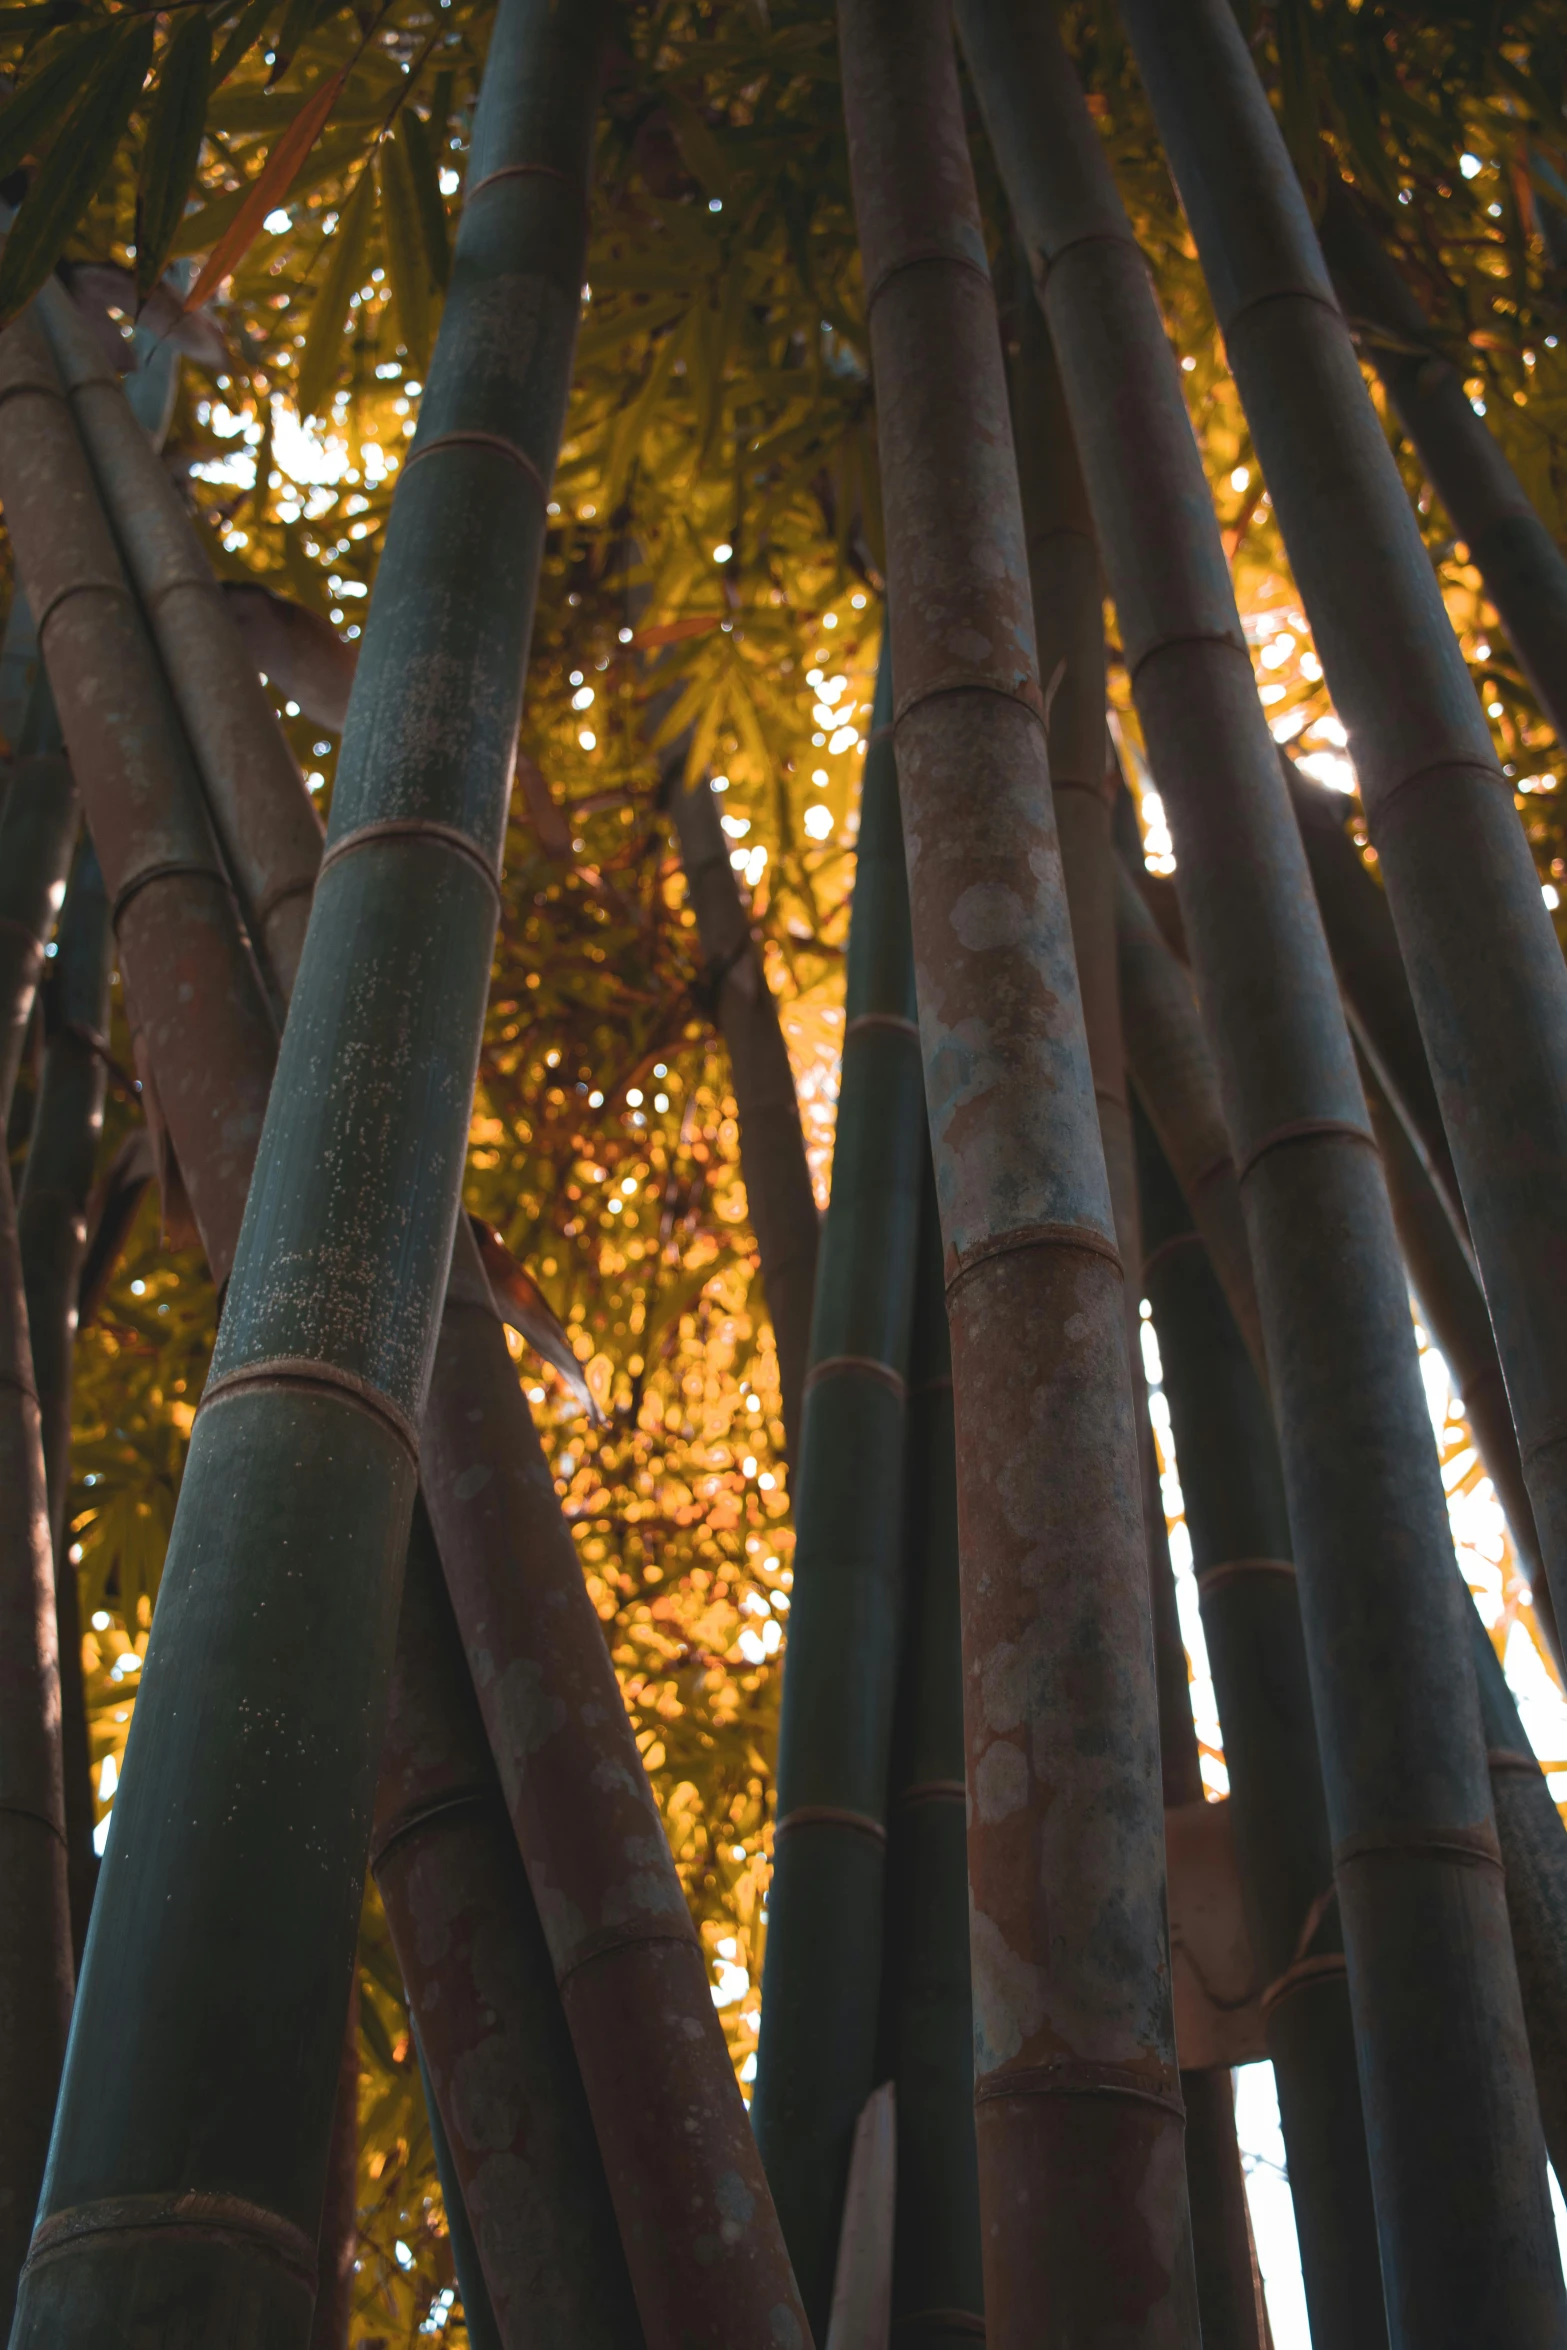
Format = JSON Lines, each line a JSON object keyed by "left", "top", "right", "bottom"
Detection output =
{"left": 958, "top": 6, "right": 1566, "bottom": 2336}
{"left": 6, "top": 0, "right": 609, "bottom": 2335}
{"left": 17, "top": 838, "right": 111, "bottom": 1958}
{"left": 877, "top": 1174, "right": 983, "bottom": 2350}
{"left": 372, "top": 1499, "right": 641, "bottom": 2348}
{"left": 1118, "top": 0, "right": 1567, "bottom": 1712}
{"left": 668, "top": 773, "right": 820, "bottom": 1460}
{"left": 0, "top": 1154, "right": 71, "bottom": 2339}
{"left": 752, "top": 645, "right": 928, "bottom": 2326}
{"left": 1315, "top": 174, "right": 1567, "bottom": 746}
{"left": 838, "top": 5, "right": 1197, "bottom": 2338}
{"left": 1013, "top": 291, "right": 1261, "bottom": 2346}
{"left": 0, "top": 674, "right": 76, "bottom": 1125}
{"left": 307, "top": 1982, "right": 359, "bottom": 2350}
{"left": 1135, "top": 1106, "right": 1388, "bottom": 2348}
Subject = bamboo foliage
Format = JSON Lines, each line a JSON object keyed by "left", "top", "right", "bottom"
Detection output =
{"left": 838, "top": 5, "right": 1194, "bottom": 2339}
{"left": 960, "top": 5, "right": 1565, "bottom": 2336}
{"left": 7, "top": 0, "right": 607, "bottom": 2338}
{"left": 753, "top": 643, "right": 927, "bottom": 2328}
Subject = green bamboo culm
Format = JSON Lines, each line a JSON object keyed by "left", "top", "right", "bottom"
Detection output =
{"left": 9, "top": 3, "right": 602, "bottom": 2339}
{"left": 1134, "top": 1105, "right": 1388, "bottom": 2349}
{"left": 753, "top": 640, "right": 928, "bottom": 2331}
{"left": 17, "top": 836, "right": 111, "bottom": 1962}
{"left": 0, "top": 1152, "right": 71, "bottom": 2339}
{"left": 1315, "top": 176, "right": 1567, "bottom": 745}
{"left": 877, "top": 1169, "right": 983, "bottom": 2350}
{"left": 414, "top": 2034, "right": 504, "bottom": 2350}
{"left": 0, "top": 668, "right": 77, "bottom": 1126}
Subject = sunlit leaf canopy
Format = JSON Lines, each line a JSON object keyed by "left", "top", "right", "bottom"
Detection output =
{"left": 6, "top": 0, "right": 1567, "bottom": 2332}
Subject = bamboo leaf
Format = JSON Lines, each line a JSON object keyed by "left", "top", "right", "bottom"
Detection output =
{"left": 0, "top": 18, "right": 154, "bottom": 326}
{"left": 377, "top": 122, "right": 431, "bottom": 374}
{"left": 659, "top": 89, "right": 734, "bottom": 206}
{"left": 182, "top": 60, "right": 351, "bottom": 312}
{"left": 471, "top": 1217, "right": 605, "bottom": 1426}
{"left": 293, "top": 159, "right": 372, "bottom": 416}
{"left": 400, "top": 103, "right": 448, "bottom": 291}
{"left": 210, "top": 0, "right": 277, "bottom": 91}
{"left": 267, "top": 0, "right": 349, "bottom": 88}
{"left": 136, "top": 10, "right": 213, "bottom": 299}
{"left": 0, "top": 16, "right": 123, "bottom": 187}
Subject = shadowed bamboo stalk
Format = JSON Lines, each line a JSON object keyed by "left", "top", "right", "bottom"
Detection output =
{"left": 35, "top": 281, "right": 324, "bottom": 1004}
{"left": 5, "top": 1, "right": 606, "bottom": 2335}
{"left": 1135, "top": 1106, "right": 1388, "bottom": 2348}
{"left": 1120, "top": 0, "right": 1567, "bottom": 1776}
{"left": 1013, "top": 294, "right": 1260, "bottom": 2346}
{"left": 307, "top": 1980, "right": 359, "bottom": 2350}
{"left": 878, "top": 1175, "right": 983, "bottom": 2350}
{"left": 753, "top": 645, "right": 929, "bottom": 2327}
{"left": 959, "top": 6, "right": 1565, "bottom": 2336}
{"left": 414, "top": 2035, "right": 504, "bottom": 2350}
{"left": 0, "top": 673, "right": 77, "bottom": 1125}
{"left": 839, "top": 5, "right": 1196, "bottom": 2339}
{"left": 1315, "top": 176, "right": 1567, "bottom": 744}
{"left": 371, "top": 1501, "right": 641, "bottom": 2348}
{"left": 668, "top": 774, "right": 819, "bottom": 1459}
{"left": 0, "top": 1154, "right": 72, "bottom": 2339}
{"left": 17, "top": 838, "right": 112, "bottom": 1960}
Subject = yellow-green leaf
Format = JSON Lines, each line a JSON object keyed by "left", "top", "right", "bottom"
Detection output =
{"left": 0, "top": 16, "right": 123, "bottom": 187}
{"left": 294, "top": 161, "right": 372, "bottom": 418}
{"left": 399, "top": 104, "right": 448, "bottom": 292}
{"left": 136, "top": 10, "right": 212, "bottom": 298}
{"left": 0, "top": 18, "right": 154, "bottom": 326}
{"left": 377, "top": 123, "right": 432, "bottom": 374}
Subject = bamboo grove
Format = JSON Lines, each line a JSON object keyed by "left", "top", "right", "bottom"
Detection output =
{"left": 1, "top": 0, "right": 1567, "bottom": 2343}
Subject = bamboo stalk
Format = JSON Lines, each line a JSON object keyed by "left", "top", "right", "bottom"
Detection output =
{"left": 1315, "top": 175, "right": 1567, "bottom": 744}
{"left": 307, "top": 1983, "right": 359, "bottom": 2350}
{"left": 17, "top": 837, "right": 112, "bottom": 1960}
{"left": 1135, "top": 1106, "right": 1388, "bottom": 2348}
{"left": 838, "top": 6, "right": 1196, "bottom": 2338}
{"left": 6, "top": 2, "right": 607, "bottom": 2336}
{"left": 371, "top": 1500, "right": 641, "bottom": 2348}
{"left": 414, "top": 2033, "right": 504, "bottom": 2350}
{"left": 0, "top": 672, "right": 78, "bottom": 1126}
{"left": 878, "top": 1182, "right": 984, "bottom": 2350}
{"left": 420, "top": 1218, "right": 808, "bottom": 2350}
{"left": 753, "top": 645, "right": 929, "bottom": 2327}
{"left": 0, "top": 1153, "right": 72, "bottom": 2339}
{"left": 959, "top": 6, "right": 1565, "bottom": 2335}
{"left": 668, "top": 774, "right": 820, "bottom": 1459}
{"left": 1013, "top": 292, "right": 1260, "bottom": 2346}
{"left": 1119, "top": 0, "right": 1567, "bottom": 1865}
{"left": 35, "top": 280, "right": 324, "bottom": 1004}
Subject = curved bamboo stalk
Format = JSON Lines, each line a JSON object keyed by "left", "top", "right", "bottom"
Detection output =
{"left": 0, "top": 674, "right": 77, "bottom": 1126}
{"left": 668, "top": 774, "right": 819, "bottom": 1460}
{"left": 959, "top": 5, "right": 1565, "bottom": 2335}
{"left": 839, "top": 6, "right": 1195, "bottom": 2339}
{"left": 0, "top": 318, "right": 277, "bottom": 1282}
{"left": 879, "top": 1183, "right": 983, "bottom": 2350}
{"left": 0, "top": 1154, "right": 72, "bottom": 2339}
{"left": 372, "top": 1500, "right": 640, "bottom": 2348}
{"left": 421, "top": 1219, "right": 807, "bottom": 2350}
{"left": 17, "top": 838, "right": 112, "bottom": 1960}
{"left": 35, "top": 280, "right": 324, "bottom": 1004}
{"left": 1136, "top": 1106, "right": 1388, "bottom": 2347}
{"left": 415, "top": 2034, "right": 504, "bottom": 2350}
{"left": 6, "top": 2, "right": 607, "bottom": 2336}
{"left": 1120, "top": 0, "right": 1567, "bottom": 1881}
{"left": 753, "top": 646, "right": 927, "bottom": 2326}
{"left": 1014, "top": 293, "right": 1260, "bottom": 2346}
{"left": 1316, "top": 176, "right": 1567, "bottom": 744}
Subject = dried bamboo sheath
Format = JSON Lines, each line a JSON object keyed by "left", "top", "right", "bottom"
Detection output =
{"left": 1122, "top": 0, "right": 1567, "bottom": 1851}
{"left": 839, "top": 5, "right": 1195, "bottom": 2339}
{"left": 959, "top": 3, "right": 1566, "bottom": 2337}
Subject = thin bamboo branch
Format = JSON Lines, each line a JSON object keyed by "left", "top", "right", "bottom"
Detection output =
{"left": 0, "top": 1153, "right": 71, "bottom": 2340}
{"left": 753, "top": 644, "right": 928, "bottom": 2327}
{"left": 838, "top": 6, "right": 1195, "bottom": 2338}
{"left": 959, "top": 5, "right": 1565, "bottom": 2333}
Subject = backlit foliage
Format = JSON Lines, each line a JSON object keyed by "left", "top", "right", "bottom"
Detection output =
{"left": 5, "top": 0, "right": 1567, "bottom": 2332}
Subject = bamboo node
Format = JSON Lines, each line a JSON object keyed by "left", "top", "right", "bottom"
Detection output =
{"left": 863, "top": 243, "right": 996, "bottom": 319}
{"left": 369, "top": 1783, "right": 499, "bottom": 1876}
{"left": 1486, "top": 1748, "right": 1543, "bottom": 1778}
{"left": 0, "top": 1364, "right": 41, "bottom": 1410}
{"left": 1194, "top": 1557, "right": 1296, "bottom": 1595}
{"left": 803, "top": 1353, "right": 908, "bottom": 1402}
{"left": 1125, "top": 625, "right": 1250, "bottom": 685}
{"left": 1137, "top": 1229, "right": 1207, "bottom": 1283}
{"left": 399, "top": 426, "right": 550, "bottom": 511}
{"left": 893, "top": 672, "right": 1047, "bottom": 730}
{"left": 24, "top": 2190, "right": 319, "bottom": 2290}
{"left": 1234, "top": 1116, "right": 1376, "bottom": 1184}
{"left": 1258, "top": 1951, "right": 1348, "bottom": 2017}
{"left": 464, "top": 158, "right": 590, "bottom": 224}
{"left": 199, "top": 1355, "right": 420, "bottom": 1461}
{"left": 111, "top": 858, "right": 235, "bottom": 931}
{"left": 896, "top": 1779, "right": 966, "bottom": 1809}
{"left": 317, "top": 817, "right": 502, "bottom": 903}
{"left": 1332, "top": 1819, "right": 1503, "bottom": 1874}
{"left": 973, "top": 2056, "right": 1184, "bottom": 2119}
{"left": 774, "top": 1803, "right": 887, "bottom": 1846}
{"left": 844, "top": 1010, "right": 921, "bottom": 1042}
{"left": 0, "top": 1796, "right": 68, "bottom": 1846}
{"left": 1364, "top": 753, "right": 1513, "bottom": 836}
{"left": 891, "top": 2313, "right": 986, "bottom": 2339}
{"left": 945, "top": 1218, "right": 1122, "bottom": 1303}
